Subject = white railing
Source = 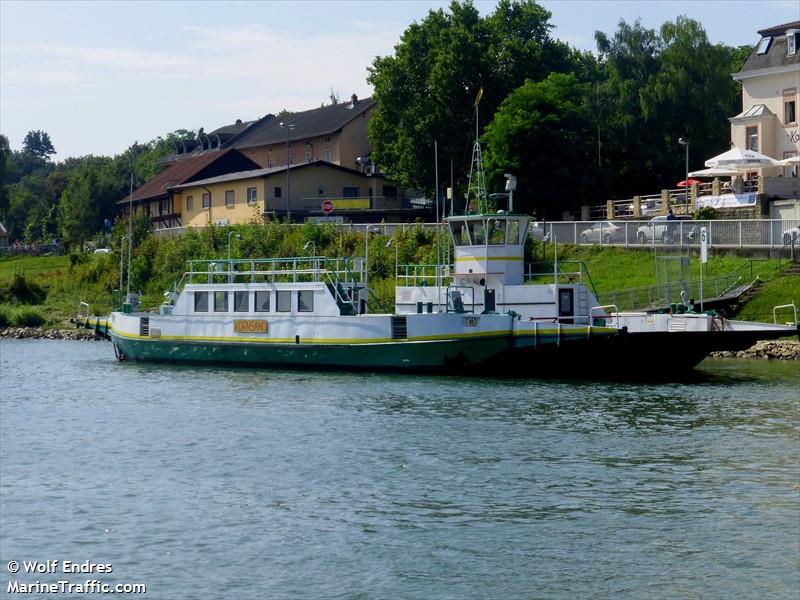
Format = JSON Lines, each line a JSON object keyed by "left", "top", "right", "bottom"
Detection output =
{"left": 543, "top": 219, "right": 800, "bottom": 249}
{"left": 151, "top": 218, "right": 800, "bottom": 250}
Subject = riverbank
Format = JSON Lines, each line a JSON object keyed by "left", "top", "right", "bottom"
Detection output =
{"left": 1, "top": 327, "right": 797, "bottom": 360}
{"left": 0, "top": 327, "right": 105, "bottom": 341}
{"left": 708, "top": 339, "right": 799, "bottom": 360}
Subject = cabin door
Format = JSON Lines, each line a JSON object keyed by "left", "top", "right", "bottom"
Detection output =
{"left": 558, "top": 288, "right": 574, "bottom": 324}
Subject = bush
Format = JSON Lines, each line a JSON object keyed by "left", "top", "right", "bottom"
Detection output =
{"left": 694, "top": 206, "right": 719, "bottom": 221}
{"left": 0, "top": 305, "right": 9, "bottom": 328}
{"left": 10, "top": 306, "right": 47, "bottom": 327}
{"left": 8, "top": 272, "right": 47, "bottom": 304}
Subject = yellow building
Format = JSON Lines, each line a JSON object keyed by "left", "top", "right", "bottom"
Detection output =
{"left": 171, "top": 161, "right": 401, "bottom": 227}
{"left": 228, "top": 94, "right": 376, "bottom": 174}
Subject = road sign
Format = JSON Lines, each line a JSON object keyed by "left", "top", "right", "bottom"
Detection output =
{"left": 700, "top": 227, "right": 707, "bottom": 264}
{"left": 321, "top": 199, "right": 334, "bottom": 214}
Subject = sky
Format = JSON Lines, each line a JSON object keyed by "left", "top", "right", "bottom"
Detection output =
{"left": 1, "top": 0, "right": 798, "bottom": 160}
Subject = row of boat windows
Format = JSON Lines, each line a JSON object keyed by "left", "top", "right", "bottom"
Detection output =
{"left": 449, "top": 219, "right": 524, "bottom": 246}
{"left": 193, "top": 290, "right": 314, "bottom": 313}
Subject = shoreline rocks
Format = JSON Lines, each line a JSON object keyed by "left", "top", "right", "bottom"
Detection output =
{"left": 709, "top": 340, "right": 799, "bottom": 361}
{"left": 0, "top": 327, "right": 106, "bottom": 341}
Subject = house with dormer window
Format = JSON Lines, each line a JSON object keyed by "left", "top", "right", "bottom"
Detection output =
{"left": 730, "top": 21, "right": 800, "bottom": 172}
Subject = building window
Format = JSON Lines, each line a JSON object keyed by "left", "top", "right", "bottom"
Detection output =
{"left": 745, "top": 126, "right": 758, "bottom": 152}
{"left": 255, "top": 291, "right": 270, "bottom": 312}
{"left": 784, "top": 90, "right": 797, "bottom": 124}
{"left": 274, "top": 186, "right": 282, "bottom": 198}
{"left": 194, "top": 292, "right": 208, "bottom": 312}
{"left": 788, "top": 31, "right": 797, "bottom": 55}
{"left": 324, "top": 148, "right": 332, "bottom": 162}
{"left": 225, "top": 190, "right": 235, "bottom": 208}
{"left": 343, "top": 186, "right": 359, "bottom": 198}
{"left": 268, "top": 145, "right": 273, "bottom": 152}
{"left": 756, "top": 37, "right": 771, "bottom": 55}
{"left": 202, "top": 192, "right": 211, "bottom": 209}
{"left": 247, "top": 187, "right": 257, "bottom": 205}
{"left": 383, "top": 185, "right": 397, "bottom": 197}
{"left": 268, "top": 158, "right": 276, "bottom": 168}
{"left": 234, "top": 291, "right": 249, "bottom": 312}
{"left": 186, "top": 195, "right": 193, "bottom": 211}
{"left": 214, "top": 291, "right": 228, "bottom": 312}
{"left": 304, "top": 151, "right": 312, "bottom": 163}
{"left": 298, "top": 290, "right": 314, "bottom": 312}
{"left": 276, "top": 290, "right": 291, "bottom": 312}
{"left": 324, "top": 136, "right": 331, "bottom": 143}
{"left": 318, "top": 187, "right": 326, "bottom": 196}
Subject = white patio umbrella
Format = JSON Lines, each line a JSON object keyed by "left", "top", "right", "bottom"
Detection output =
{"left": 704, "top": 147, "right": 776, "bottom": 169}
{"left": 776, "top": 155, "right": 800, "bottom": 167}
{"left": 688, "top": 167, "right": 739, "bottom": 177}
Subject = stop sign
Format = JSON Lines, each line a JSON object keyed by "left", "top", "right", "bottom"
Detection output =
{"left": 321, "top": 199, "right": 334, "bottom": 214}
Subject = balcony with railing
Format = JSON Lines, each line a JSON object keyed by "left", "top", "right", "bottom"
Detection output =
{"left": 593, "top": 175, "right": 796, "bottom": 220}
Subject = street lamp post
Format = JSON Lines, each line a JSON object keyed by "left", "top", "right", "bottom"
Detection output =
{"left": 280, "top": 122, "right": 296, "bottom": 222}
{"left": 227, "top": 231, "right": 241, "bottom": 283}
{"left": 679, "top": 137, "right": 689, "bottom": 212}
{"left": 303, "top": 240, "right": 317, "bottom": 278}
{"left": 364, "top": 226, "right": 380, "bottom": 314}
{"left": 119, "top": 236, "right": 128, "bottom": 294}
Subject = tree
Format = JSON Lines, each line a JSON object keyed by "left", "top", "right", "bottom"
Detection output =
{"left": 367, "top": 0, "right": 573, "bottom": 199}
{"left": 483, "top": 73, "right": 597, "bottom": 216}
{"left": 59, "top": 163, "right": 100, "bottom": 244}
{"left": 22, "top": 130, "right": 56, "bottom": 161}
{"left": 593, "top": 17, "right": 743, "bottom": 200}
{"left": 0, "top": 134, "right": 10, "bottom": 212}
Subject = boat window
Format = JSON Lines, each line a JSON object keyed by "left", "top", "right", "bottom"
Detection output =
{"left": 470, "top": 221, "right": 485, "bottom": 245}
{"left": 214, "top": 291, "right": 228, "bottom": 312}
{"left": 277, "top": 290, "right": 291, "bottom": 312}
{"left": 450, "top": 221, "right": 471, "bottom": 246}
{"left": 234, "top": 291, "right": 249, "bottom": 312}
{"left": 194, "top": 292, "right": 208, "bottom": 312}
{"left": 507, "top": 219, "right": 520, "bottom": 244}
{"left": 488, "top": 219, "right": 506, "bottom": 245}
{"left": 298, "top": 290, "right": 314, "bottom": 312}
{"left": 255, "top": 291, "right": 270, "bottom": 312}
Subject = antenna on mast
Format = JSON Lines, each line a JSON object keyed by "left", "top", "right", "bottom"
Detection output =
{"left": 465, "top": 87, "right": 487, "bottom": 215}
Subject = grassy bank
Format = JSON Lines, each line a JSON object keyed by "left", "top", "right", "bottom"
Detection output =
{"left": 1, "top": 225, "right": 797, "bottom": 327}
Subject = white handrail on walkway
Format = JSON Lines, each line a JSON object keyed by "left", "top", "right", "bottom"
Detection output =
{"left": 772, "top": 303, "right": 797, "bottom": 325}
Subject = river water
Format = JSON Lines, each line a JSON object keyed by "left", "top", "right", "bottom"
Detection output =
{"left": 0, "top": 339, "right": 798, "bottom": 599}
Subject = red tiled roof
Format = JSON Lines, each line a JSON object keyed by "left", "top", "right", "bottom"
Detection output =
{"left": 119, "top": 150, "right": 227, "bottom": 204}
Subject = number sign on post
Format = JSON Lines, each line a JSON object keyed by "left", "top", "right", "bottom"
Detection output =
{"left": 700, "top": 227, "right": 707, "bottom": 264}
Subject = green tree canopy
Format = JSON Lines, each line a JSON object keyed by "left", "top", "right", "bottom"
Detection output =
{"left": 22, "top": 130, "right": 56, "bottom": 160}
{"left": 367, "top": 0, "right": 573, "bottom": 199}
{"left": 483, "top": 73, "right": 596, "bottom": 217}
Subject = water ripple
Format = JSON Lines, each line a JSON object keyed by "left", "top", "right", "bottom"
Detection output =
{"left": 1, "top": 340, "right": 798, "bottom": 599}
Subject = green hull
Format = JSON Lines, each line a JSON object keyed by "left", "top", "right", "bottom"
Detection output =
{"left": 109, "top": 331, "right": 514, "bottom": 372}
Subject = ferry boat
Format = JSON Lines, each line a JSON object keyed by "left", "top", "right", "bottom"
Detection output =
{"left": 105, "top": 241, "right": 620, "bottom": 374}
{"left": 101, "top": 210, "right": 796, "bottom": 376}
{"left": 395, "top": 212, "right": 798, "bottom": 374}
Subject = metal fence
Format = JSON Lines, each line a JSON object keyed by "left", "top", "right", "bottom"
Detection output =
{"left": 0, "top": 243, "right": 65, "bottom": 257}
{"left": 143, "top": 218, "right": 800, "bottom": 251}
{"left": 543, "top": 219, "right": 800, "bottom": 250}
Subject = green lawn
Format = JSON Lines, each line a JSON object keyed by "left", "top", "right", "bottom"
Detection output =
{"left": 737, "top": 276, "right": 800, "bottom": 323}
{"left": 0, "top": 255, "right": 70, "bottom": 282}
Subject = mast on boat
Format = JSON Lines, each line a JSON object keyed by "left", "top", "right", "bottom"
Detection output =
{"left": 465, "top": 87, "right": 488, "bottom": 215}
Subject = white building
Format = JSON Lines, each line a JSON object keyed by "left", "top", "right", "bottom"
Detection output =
{"left": 730, "top": 21, "right": 800, "bottom": 174}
